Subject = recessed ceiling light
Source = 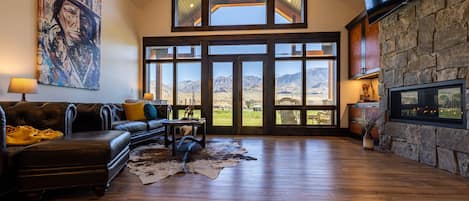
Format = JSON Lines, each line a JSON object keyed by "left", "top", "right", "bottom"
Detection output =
{"left": 190, "top": 3, "right": 194, "bottom": 8}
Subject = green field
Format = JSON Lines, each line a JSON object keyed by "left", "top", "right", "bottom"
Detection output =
{"left": 212, "top": 110, "right": 262, "bottom": 127}
{"left": 175, "top": 109, "right": 333, "bottom": 126}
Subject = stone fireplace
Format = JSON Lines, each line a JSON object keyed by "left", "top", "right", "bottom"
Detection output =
{"left": 389, "top": 80, "right": 465, "bottom": 128}
{"left": 378, "top": 0, "right": 469, "bottom": 177}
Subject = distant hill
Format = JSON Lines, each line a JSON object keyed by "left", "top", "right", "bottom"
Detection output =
{"left": 155, "top": 67, "right": 329, "bottom": 95}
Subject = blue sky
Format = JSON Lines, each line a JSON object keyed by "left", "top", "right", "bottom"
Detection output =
{"left": 152, "top": 6, "right": 325, "bottom": 83}
{"left": 210, "top": 4, "right": 292, "bottom": 25}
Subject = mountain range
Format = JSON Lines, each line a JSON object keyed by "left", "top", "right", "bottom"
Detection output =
{"left": 158, "top": 67, "right": 330, "bottom": 96}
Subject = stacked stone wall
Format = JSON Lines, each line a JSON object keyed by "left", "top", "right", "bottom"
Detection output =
{"left": 379, "top": 0, "right": 469, "bottom": 176}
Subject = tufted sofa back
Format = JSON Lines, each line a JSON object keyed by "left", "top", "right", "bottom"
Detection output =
{"left": 73, "top": 103, "right": 112, "bottom": 132}
{"left": 0, "top": 102, "right": 76, "bottom": 137}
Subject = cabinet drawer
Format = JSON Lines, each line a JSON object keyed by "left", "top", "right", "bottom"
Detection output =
{"left": 349, "top": 121, "right": 363, "bottom": 135}
{"left": 349, "top": 107, "right": 363, "bottom": 120}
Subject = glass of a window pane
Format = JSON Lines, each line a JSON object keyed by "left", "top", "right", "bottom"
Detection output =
{"left": 307, "top": 110, "right": 334, "bottom": 126}
{"left": 209, "top": 0, "right": 267, "bottom": 26}
{"left": 146, "top": 46, "right": 173, "bottom": 60}
{"left": 157, "top": 63, "right": 174, "bottom": 105}
{"left": 178, "top": 109, "right": 201, "bottom": 119}
{"left": 175, "top": 0, "right": 202, "bottom": 27}
{"left": 275, "top": 60, "right": 303, "bottom": 105}
{"left": 275, "top": 43, "right": 303, "bottom": 57}
{"left": 147, "top": 63, "right": 174, "bottom": 105}
{"left": 276, "top": 110, "right": 301, "bottom": 125}
{"left": 306, "top": 60, "right": 335, "bottom": 105}
{"left": 306, "top": 43, "right": 337, "bottom": 57}
{"left": 212, "top": 62, "right": 233, "bottom": 126}
{"left": 176, "top": 45, "right": 201, "bottom": 59}
{"left": 275, "top": 0, "right": 304, "bottom": 24}
{"left": 209, "top": 44, "right": 267, "bottom": 55}
{"left": 176, "top": 62, "right": 201, "bottom": 105}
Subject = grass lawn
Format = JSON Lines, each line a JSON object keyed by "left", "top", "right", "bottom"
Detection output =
{"left": 212, "top": 110, "right": 263, "bottom": 127}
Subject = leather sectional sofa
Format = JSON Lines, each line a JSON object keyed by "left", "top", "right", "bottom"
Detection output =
{"left": 109, "top": 104, "right": 169, "bottom": 146}
{"left": 0, "top": 102, "right": 131, "bottom": 197}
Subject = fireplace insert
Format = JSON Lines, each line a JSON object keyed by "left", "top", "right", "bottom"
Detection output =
{"left": 389, "top": 80, "right": 466, "bottom": 128}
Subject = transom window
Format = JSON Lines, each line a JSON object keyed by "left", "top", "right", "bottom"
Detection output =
{"left": 173, "top": 0, "right": 306, "bottom": 31}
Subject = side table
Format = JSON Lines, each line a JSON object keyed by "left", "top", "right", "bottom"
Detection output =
{"left": 162, "top": 118, "right": 206, "bottom": 156}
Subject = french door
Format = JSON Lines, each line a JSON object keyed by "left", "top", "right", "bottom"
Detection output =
{"left": 208, "top": 56, "right": 267, "bottom": 134}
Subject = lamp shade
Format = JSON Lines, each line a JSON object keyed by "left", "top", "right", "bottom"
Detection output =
{"left": 143, "top": 93, "right": 154, "bottom": 101}
{"left": 8, "top": 78, "right": 38, "bottom": 94}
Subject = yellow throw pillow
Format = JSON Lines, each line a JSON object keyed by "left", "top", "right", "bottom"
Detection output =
{"left": 123, "top": 102, "right": 146, "bottom": 121}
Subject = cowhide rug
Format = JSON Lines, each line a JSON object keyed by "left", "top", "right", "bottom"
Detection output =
{"left": 127, "top": 139, "right": 257, "bottom": 185}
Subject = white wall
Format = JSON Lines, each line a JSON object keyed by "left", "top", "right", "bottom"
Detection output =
{"left": 136, "top": 0, "right": 365, "bottom": 128}
{"left": 0, "top": 0, "right": 140, "bottom": 103}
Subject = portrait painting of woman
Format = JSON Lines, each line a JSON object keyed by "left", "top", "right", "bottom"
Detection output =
{"left": 38, "top": 0, "right": 101, "bottom": 90}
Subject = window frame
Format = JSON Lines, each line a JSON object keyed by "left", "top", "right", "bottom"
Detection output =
{"left": 171, "top": 0, "right": 307, "bottom": 32}
{"left": 143, "top": 32, "right": 340, "bottom": 134}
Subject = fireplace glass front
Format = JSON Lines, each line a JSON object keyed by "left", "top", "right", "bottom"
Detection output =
{"left": 390, "top": 80, "right": 465, "bottom": 128}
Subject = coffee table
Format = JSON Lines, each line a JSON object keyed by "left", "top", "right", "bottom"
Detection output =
{"left": 162, "top": 118, "right": 206, "bottom": 156}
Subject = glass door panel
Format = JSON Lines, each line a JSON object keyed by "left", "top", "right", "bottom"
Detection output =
{"left": 242, "top": 61, "right": 263, "bottom": 127}
{"left": 212, "top": 62, "right": 233, "bottom": 126}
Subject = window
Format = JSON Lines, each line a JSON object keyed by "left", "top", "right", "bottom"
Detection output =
{"left": 210, "top": 0, "right": 267, "bottom": 26}
{"left": 275, "top": 60, "right": 302, "bottom": 105}
{"left": 145, "top": 45, "right": 202, "bottom": 120}
{"left": 274, "top": 42, "right": 338, "bottom": 126}
{"left": 173, "top": 0, "right": 306, "bottom": 31}
{"left": 174, "top": 0, "right": 202, "bottom": 27}
{"left": 176, "top": 62, "right": 201, "bottom": 105}
{"left": 143, "top": 33, "right": 340, "bottom": 132}
{"left": 275, "top": 0, "right": 304, "bottom": 24}
{"left": 209, "top": 44, "right": 267, "bottom": 55}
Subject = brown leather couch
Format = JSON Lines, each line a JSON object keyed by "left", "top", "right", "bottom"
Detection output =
{"left": 109, "top": 104, "right": 169, "bottom": 146}
{"left": 0, "top": 102, "right": 130, "bottom": 197}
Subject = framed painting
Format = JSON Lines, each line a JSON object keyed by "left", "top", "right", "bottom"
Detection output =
{"left": 37, "top": 0, "right": 102, "bottom": 90}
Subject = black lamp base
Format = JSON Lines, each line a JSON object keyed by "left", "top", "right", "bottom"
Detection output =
{"left": 21, "top": 93, "right": 26, "bottom": 102}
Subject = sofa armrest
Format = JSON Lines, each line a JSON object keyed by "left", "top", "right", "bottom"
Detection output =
{"left": 73, "top": 103, "right": 112, "bottom": 132}
{"left": 0, "top": 106, "right": 6, "bottom": 176}
{"left": 0, "top": 106, "right": 5, "bottom": 151}
{"left": 0, "top": 102, "right": 76, "bottom": 137}
{"left": 155, "top": 104, "right": 171, "bottom": 119}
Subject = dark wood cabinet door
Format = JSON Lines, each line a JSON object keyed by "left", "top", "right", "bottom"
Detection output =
{"left": 349, "top": 23, "right": 362, "bottom": 79}
{"left": 365, "top": 19, "right": 380, "bottom": 72}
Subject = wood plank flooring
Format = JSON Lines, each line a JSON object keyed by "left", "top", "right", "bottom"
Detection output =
{"left": 43, "top": 136, "right": 469, "bottom": 201}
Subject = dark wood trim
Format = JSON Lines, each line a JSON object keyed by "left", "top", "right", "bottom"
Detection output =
{"left": 142, "top": 38, "right": 147, "bottom": 95}
{"left": 303, "top": 0, "right": 308, "bottom": 29}
{"left": 336, "top": 32, "right": 341, "bottom": 128}
{"left": 201, "top": 40, "right": 209, "bottom": 122}
{"left": 171, "top": 0, "right": 176, "bottom": 31}
{"left": 345, "top": 11, "right": 367, "bottom": 30}
{"left": 201, "top": 0, "right": 209, "bottom": 27}
{"left": 267, "top": 0, "right": 274, "bottom": 25}
{"left": 171, "top": 0, "right": 307, "bottom": 32}
{"left": 143, "top": 32, "right": 340, "bottom": 46}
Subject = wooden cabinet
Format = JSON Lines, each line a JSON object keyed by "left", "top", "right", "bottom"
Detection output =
{"left": 346, "top": 12, "right": 380, "bottom": 79}
{"left": 348, "top": 103, "right": 379, "bottom": 139}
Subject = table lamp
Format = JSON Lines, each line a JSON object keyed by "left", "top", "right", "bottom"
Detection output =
{"left": 143, "top": 93, "right": 154, "bottom": 101}
{"left": 8, "top": 78, "right": 38, "bottom": 102}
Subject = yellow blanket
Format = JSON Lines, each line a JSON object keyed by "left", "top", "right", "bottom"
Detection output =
{"left": 6, "top": 125, "right": 63, "bottom": 146}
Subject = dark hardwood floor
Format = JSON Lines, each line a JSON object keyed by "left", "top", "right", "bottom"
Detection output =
{"left": 41, "top": 136, "right": 469, "bottom": 201}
